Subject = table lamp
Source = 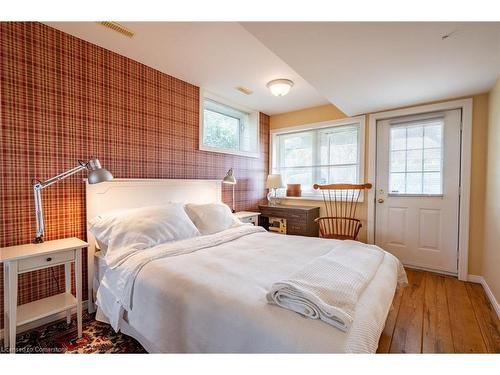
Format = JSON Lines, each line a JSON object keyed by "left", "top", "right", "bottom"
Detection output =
{"left": 32, "top": 158, "right": 113, "bottom": 243}
{"left": 222, "top": 168, "right": 237, "bottom": 213}
{"left": 266, "top": 174, "right": 284, "bottom": 206}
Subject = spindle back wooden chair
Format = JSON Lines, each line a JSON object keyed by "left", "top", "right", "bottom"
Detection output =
{"left": 313, "top": 183, "right": 372, "bottom": 240}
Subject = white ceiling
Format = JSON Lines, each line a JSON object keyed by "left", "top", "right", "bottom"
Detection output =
{"left": 242, "top": 22, "right": 500, "bottom": 115}
{"left": 44, "top": 22, "right": 328, "bottom": 115}
{"left": 45, "top": 22, "right": 500, "bottom": 116}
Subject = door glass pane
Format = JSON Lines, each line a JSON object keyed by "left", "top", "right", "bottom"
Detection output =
{"left": 389, "top": 119, "right": 443, "bottom": 195}
{"left": 423, "top": 148, "right": 441, "bottom": 172}
{"left": 391, "top": 127, "right": 407, "bottom": 150}
{"left": 423, "top": 172, "right": 441, "bottom": 194}
{"left": 406, "top": 172, "right": 423, "bottom": 194}
{"left": 389, "top": 173, "right": 406, "bottom": 194}
{"left": 424, "top": 124, "right": 442, "bottom": 148}
{"left": 390, "top": 151, "right": 406, "bottom": 172}
{"left": 406, "top": 149, "right": 423, "bottom": 172}
{"left": 407, "top": 126, "right": 423, "bottom": 149}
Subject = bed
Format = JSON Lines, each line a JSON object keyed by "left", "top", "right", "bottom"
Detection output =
{"left": 86, "top": 179, "right": 404, "bottom": 353}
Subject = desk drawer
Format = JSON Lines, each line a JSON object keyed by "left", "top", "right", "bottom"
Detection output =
{"left": 18, "top": 249, "right": 75, "bottom": 273}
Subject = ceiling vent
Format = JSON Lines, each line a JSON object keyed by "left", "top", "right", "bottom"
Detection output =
{"left": 236, "top": 86, "right": 253, "bottom": 95}
{"left": 98, "top": 22, "right": 135, "bottom": 38}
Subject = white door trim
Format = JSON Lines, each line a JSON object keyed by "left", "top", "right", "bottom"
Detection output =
{"left": 367, "top": 98, "right": 473, "bottom": 281}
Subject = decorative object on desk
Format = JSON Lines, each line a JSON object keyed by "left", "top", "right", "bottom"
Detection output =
{"left": 32, "top": 158, "right": 113, "bottom": 243}
{"left": 222, "top": 168, "right": 237, "bottom": 213}
{"left": 268, "top": 217, "right": 287, "bottom": 234}
{"left": 286, "top": 183, "right": 302, "bottom": 197}
{"left": 266, "top": 174, "right": 284, "bottom": 206}
{"left": 313, "top": 183, "right": 372, "bottom": 240}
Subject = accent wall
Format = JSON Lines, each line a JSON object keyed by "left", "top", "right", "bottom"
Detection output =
{"left": 0, "top": 22, "right": 270, "bottom": 329}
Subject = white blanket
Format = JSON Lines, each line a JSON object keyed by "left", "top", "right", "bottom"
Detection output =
{"left": 96, "top": 227, "right": 407, "bottom": 353}
{"left": 97, "top": 224, "right": 266, "bottom": 330}
{"left": 266, "top": 241, "right": 385, "bottom": 332}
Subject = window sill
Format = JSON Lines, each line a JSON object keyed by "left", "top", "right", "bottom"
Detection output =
{"left": 199, "top": 144, "right": 260, "bottom": 158}
{"left": 279, "top": 195, "right": 366, "bottom": 203}
{"left": 280, "top": 195, "right": 324, "bottom": 201}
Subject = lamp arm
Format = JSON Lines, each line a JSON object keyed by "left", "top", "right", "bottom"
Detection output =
{"left": 32, "top": 162, "right": 88, "bottom": 243}
{"left": 38, "top": 162, "right": 88, "bottom": 189}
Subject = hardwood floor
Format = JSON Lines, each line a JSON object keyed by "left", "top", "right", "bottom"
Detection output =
{"left": 377, "top": 269, "right": 500, "bottom": 353}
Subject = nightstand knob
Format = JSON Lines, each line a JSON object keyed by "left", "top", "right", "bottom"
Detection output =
{"left": 46, "top": 257, "right": 52, "bottom": 262}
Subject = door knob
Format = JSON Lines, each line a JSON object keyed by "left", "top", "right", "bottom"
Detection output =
{"left": 377, "top": 198, "right": 385, "bottom": 203}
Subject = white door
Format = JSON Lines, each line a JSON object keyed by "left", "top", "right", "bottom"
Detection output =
{"left": 375, "top": 109, "right": 461, "bottom": 274}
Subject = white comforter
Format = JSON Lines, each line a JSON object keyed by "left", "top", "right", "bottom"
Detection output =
{"left": 96, "top": 225, "right": 405, "bottom": 353}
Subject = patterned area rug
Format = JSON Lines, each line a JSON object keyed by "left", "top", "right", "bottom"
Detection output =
{"left": 4, "top": 312, "right": 146, "bottom": 354}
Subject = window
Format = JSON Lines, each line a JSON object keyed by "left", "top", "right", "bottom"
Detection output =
{"left": 271, "top": 117, "right": 364, "bottom": 198}
{"left": 200, "top": 93, "right": 259, "bottom": 157}
{"left": 389, "top": 118, "right": 443, "bottom": 195}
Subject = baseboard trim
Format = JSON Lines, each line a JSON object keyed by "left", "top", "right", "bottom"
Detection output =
{"left": 0, "top": 301, "right": 88, "bottom": 341}
{"left": 468, "top": 274, "right": 500, "bottom": 319}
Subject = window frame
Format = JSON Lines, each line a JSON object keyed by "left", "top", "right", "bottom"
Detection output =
{"left": 199, "top": 91, "right": 260, "bottom": 158}
{"left": 270, "top": 116, "right": 366, "bottom": 200}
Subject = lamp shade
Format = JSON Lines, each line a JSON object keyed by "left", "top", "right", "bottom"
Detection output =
{"left": 266, "top": 174, "right": 284, "bottom": 189}
{"left": 222, "top": 168, "right": 236, "bottom": 185}
{"left": 87, "top": 158, "right": 113, "bottom": 184}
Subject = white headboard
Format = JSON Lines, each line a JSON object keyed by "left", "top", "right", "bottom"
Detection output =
{"left": 85, "top": 178, "right": 222, "bottom": 312}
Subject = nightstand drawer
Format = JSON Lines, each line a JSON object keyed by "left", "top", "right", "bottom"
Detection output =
{"left": 18, "top": 249, "right": 75, "bottom": 272}
{"left": 240, "top": 215, "right": 257, "bottom": 225}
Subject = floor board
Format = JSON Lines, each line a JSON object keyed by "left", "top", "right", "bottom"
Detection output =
{"left": 445, "top": 277, "right": 487, "bottom": 353}
{"left": 422, "top": 272, "right": 454, "bottom": 353}
{"left": 389, "top": 269, "right": 425, "bottom": 353}
{"left": 378, "top": 268, "right": 499, "bottom": 353}
{"left": 466, "top": 283, "right": 500, "bottom": 353}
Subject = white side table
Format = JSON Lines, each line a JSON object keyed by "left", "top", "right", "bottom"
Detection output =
{"left": 1, "top": 237, "right": 87, "bottom": 354}
{"left": 235, "top": 211, "right": 261, "bottom": 226}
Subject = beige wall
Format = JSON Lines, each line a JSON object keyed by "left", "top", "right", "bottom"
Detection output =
{"left": 469, "top": 94, "right": 489, "bottom": 274}
{"left": 482, "top": 78, "right": 500, "bottom": 303}
{"left": 270, "top": 95, "right": 490, "bottom": 273}
{"left": 270, "top": 104, "right": 346, "bottom": 129}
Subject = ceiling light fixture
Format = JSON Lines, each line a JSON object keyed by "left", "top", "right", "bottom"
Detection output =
{"left": 266, "top": 79, "right": 294, "bottom": 97}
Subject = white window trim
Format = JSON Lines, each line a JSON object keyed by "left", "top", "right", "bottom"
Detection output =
{"left": 199, "top": 90, "right": 260, "bottom": 158}
{"left": 269, "top": 115, "right": 366, "bottom": 200}
{"left": 367, "top": 98, "right": 472, "bottom": 281}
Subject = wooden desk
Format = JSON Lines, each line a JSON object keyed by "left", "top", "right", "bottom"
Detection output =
{"left": 258, "top": 204, "right": 320, "bottom": 237}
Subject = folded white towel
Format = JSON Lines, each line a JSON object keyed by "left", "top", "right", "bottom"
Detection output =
{"left": 266, "top": 240, "right": 385, "bottom": 332}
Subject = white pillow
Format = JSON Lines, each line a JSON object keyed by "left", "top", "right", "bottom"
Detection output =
{"left": 184, "top": 203, "right": 241, "bottom": 235}
{"left": 88, "top": 203, "right": 200, "bottom": 266}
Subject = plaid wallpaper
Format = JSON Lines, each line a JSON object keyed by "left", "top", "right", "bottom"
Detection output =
{"left": 0, "top": 22, "right": 270, "bottom": 329}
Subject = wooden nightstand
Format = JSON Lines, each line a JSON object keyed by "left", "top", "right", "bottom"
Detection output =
{"left": 259, "top": 204, "right": 320, "bottom": 237}
{"left": 235, "top": 211, "right": 261, "bottom": 225}
{"left": 0, "top": 237, "right": 87, "bottom": 353}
